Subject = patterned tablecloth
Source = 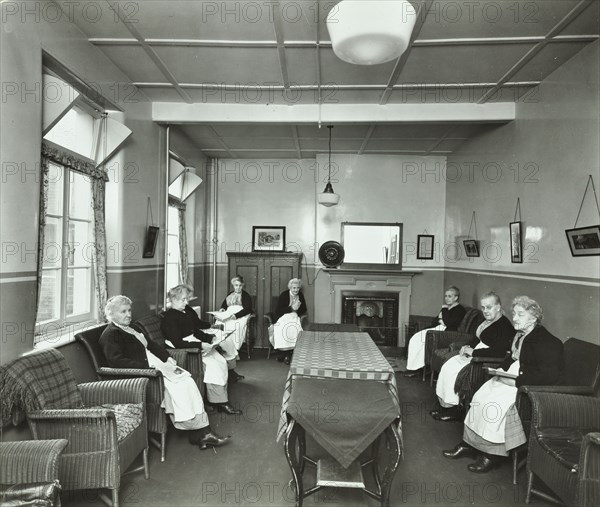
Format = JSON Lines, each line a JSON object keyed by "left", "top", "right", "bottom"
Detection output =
{"left": 276, "top": 331, "right": 400, "bottom": 441}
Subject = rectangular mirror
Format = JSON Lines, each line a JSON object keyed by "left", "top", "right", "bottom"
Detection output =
{"left": 341, "top": 222, "right": 403, "bottom": 268}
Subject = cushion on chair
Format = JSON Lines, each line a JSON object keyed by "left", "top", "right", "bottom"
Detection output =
{"left": 89, "top": 403, "right": 144, "bottom": 442}
{"left": 536, "top": 427, "right": 596, "bottom": 472}
{"left": 0, "top": 480, "right": 61, "bottom": 507}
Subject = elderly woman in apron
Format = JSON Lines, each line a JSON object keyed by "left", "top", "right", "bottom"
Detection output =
{"left": 443, "top": 296, "right": 564, "bottom": 473}
{"left": 99, "top": 295, "right": 230, "bottom": 449}
{"left": 269, "top": 278, "right": 307, "bottom": 365}
{"left": 212, "top": 275, "right": 254, "bottom": 382}
{"left": 161, "top": 285, "right": 242, "bottom": 416}
{"left": 432, "top": 292, "right": 514, "bottom": 421}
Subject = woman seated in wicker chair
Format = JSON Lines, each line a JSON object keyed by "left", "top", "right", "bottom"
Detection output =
{"left": 431, "top": 292, "right": 514, "bottom": 422}
{"left": 442, "top": 296, "right": 564, "bottom": 473}
{"left": 100, "top": 295, "right": 230, "bottom": 450}
{"left": 269, "top": 278, "right": 307, "bottom": 365}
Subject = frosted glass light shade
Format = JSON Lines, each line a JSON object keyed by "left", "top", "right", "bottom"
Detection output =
{"left": 327, "top": 0, "right": 417, "bottom": 65}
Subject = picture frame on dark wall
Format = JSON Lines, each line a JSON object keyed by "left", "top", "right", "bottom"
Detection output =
{"left": 565, "top": 225, "right": 600, "bottom": 257}
{"left": 510, "top": 221, "right": 523, "bottom": 263}
{"left": 417, "top": 235, "right": 434, "bottom": 260}
{"left": 463, "top": 239, "right": 480, "bottom": 257}
{"left": 142, "top": 226, "right": 160, "bottom": 258}
{"left": 252, "top": 226, "right": 286, "bottom": 252}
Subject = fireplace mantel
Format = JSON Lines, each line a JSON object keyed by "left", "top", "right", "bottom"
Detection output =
{"left": 315, "top": 270, "right": 419, "bottom": 347}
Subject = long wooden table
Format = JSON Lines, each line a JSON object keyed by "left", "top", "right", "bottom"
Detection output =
{"left": 276, "top": 330, "right": 402, "bottom": 507}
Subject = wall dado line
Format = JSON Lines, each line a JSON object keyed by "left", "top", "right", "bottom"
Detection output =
{"left": 443, "top": 268, "right": 599, "bottom": 345}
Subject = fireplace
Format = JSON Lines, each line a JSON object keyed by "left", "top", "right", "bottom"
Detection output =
{"left": 342, "top": 292, "right": 399, "bottom": 346}
{"left": 313, "top": 269, "right": 417, "bottom": 347}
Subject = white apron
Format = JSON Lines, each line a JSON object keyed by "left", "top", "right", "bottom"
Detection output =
{"left": 269, "top": 312, "right": 302, "bottom": 350}
{"left": 202, "top": 349, "right": 229, "bottom": 386}
{"left": 464, "top": 360, "right": 519, "bottom": 443}
{"left": 406, "top": 324, "right": 446, "bottom": 370}
{"left": 222, "top": 305, "right": 250, "bottom": 351}
{"left": 146, "top": 351, "right": 205, "bottom": 423}
{"left": 436, "top": 341, "right": 489, "bottom": 406}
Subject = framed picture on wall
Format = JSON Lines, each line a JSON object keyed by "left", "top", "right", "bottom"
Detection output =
{"left": 565, "top": 225, "right": 600, "bottom": 256}
{"left": 142, "top": 226, "right": 160, "bottom": 258}
{"left": 510, "top": 221, "right": 523, "bottom": 263}
{"left": 252, "top": 226, "right": 286, "bottom": 252}
{"left": 463, "top": 239, "right": 480, "bottom": 257}
{"left": 417, "top": 235, "right": 434, "bottom": 260}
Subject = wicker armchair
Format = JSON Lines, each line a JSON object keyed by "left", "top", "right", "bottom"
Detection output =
{"left": 76, "top": 324, "right": 173, "bottom": 463}
{"left": 424, "top": 307, "right": 485, "bottom": 383}
{"left": 132, "top": 313, "right": 205, "bottom": 396}
{"left": 525, "top": 392, "right": 600, "bottom": 506}
{"left": 0, "top": 349, "right": 149, "bottom": 507}
{"left": 513, "top": 338, "right": 600, "bottom": 485}
{"left": 0, "top": 439, "right": 68, "bottom": 506}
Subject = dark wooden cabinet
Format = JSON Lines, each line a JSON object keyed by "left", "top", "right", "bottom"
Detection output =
{"left": 227, "top": 252, "right": 302, "bottom": 348}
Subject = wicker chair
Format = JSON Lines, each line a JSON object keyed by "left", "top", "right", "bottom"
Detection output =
{"left": 525, "top": 392, "right": 600, "bottom": 506}
{"left": 0, "top": 439, "right": 68, "bottom": 506}
{"left": 513, "top": 338, "right": 600, "bottom": 485}
{"left": 75, "top": 324, "right": 178, "bottom": 463}
{"left": 132, "top": 313, "right": 205, "bottom": 396}
{"left": 1, "top": 349, "right": 149, "bottom": 507}
{"left": 424, "top": 307, "right": 485, "bottom": 383}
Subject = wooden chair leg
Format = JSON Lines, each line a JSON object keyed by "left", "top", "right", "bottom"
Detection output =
{"left": 143, "top": 447, "right": 149, "bottom": 479}
{"left": 430, "top": 370, "right": 435, "bottom": 386}
{"left": 512, "top": 449, "right": 518, "bottom": 485}
{"left": 160, "top": 433, "right": 166, "bottom": 463}
{"left": 525, "top": 470, "right": 533, "bottom": 503}
{"left": 112, "top": 488, "right": 119, "bottom": 507}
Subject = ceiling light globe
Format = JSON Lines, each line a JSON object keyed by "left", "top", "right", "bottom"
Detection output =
{"left": 327, "top": 0, "right": 417, "bottom": 65}
{"left": 318, "top": 192, "right": 341, "bottom": 207}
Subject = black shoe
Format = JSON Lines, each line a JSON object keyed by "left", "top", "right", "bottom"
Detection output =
{"left": 404, "top": 368, "right": 422, "bottom": 378}
{"left": 198, "top": 432, "right": 231, "bottom": 450}
{"left": 217, "top": 403, "right": 242, "bottom": 415}
{"left": 434, "top": 407, "right": 462, "bottom": 422}
{"left": 230, "top": 370, "right": 245, "bottom": 382}
{"left": 442, "top": 443, "right": 474, "bottom": 459}
{"left": 276, "top": 355, "right": 285, "bottom": 363}
{"left": 283, "top": 355, "right": 291, "bottom": 365}
{"left": 430, "top": 410, "right": 440, "bottom": 418}
{"left": 467, "top": 455, "right": 500, "bottom": 473}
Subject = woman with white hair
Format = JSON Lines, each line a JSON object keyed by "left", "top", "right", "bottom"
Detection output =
{"left": 269, "top": 278, "right": 307, "bottom": 365}
{"left": 161, "top": 285, "right": 242, "bottom": 415}
{"left": 213, "top": 275, "right": 254, "bottom": 382}
{"left": 99, "top": 295, "right": 230, "bottom": 450}
{"left": 443, "top": 296, "right": 564, "bottom": 473}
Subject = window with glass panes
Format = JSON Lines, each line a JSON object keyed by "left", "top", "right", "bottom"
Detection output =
{"left": 36, "top": 163, "right": 94, "bottom": 329}
{"left": 166, "top": 206, "right": 181, "bottom": 290}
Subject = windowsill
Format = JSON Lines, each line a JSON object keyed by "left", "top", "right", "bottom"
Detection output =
{"left": 32, "top": 320, "right": 105, "bottom": 352}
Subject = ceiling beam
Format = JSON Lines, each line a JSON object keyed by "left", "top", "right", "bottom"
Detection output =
{"left": 291, "top": 126, "right": 302, "bottom": 158}
{"left": 153, "top": 102, "right": 515, "bottom": 124}
{"left": 272, "top": 1, "right": 291, "bottom": 88}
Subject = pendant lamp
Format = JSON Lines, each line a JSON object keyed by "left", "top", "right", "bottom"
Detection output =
{"left": 318, "top": 126, "right": 340, "bottom": 207}
{"left": 327, "top": 0, "right": 417, "bottom": 65}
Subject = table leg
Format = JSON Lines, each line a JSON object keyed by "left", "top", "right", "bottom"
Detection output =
{"left": 377, "top": 425, "right": 402, "bottom": 507}
{"left": 284, "top": 420, "right": 305, "bottom": 507}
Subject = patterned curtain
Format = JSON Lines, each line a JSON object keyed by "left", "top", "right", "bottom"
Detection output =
{"left": 168, "top": 196, "right": 188, "bottom": 285}
{"left": 35, "top": 157, "right": 50, "bottom": 318}
{"left": 38, "top": 142, "right": 109, "bottom": 322}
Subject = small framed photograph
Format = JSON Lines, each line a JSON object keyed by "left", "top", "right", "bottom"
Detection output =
{"left": 417, "top": 235, "right": 434, "bottom": 260}
{"left": 565, "top": 225, "right": 600, "bottom": 257}
{"left": 142, "top": 226, "right": 160, "bottom": 258}
{"left": 252, "top": 226, "right": 286, "bottom": 252}
{"left": 510, "top": 221, "right": 523, "bottom": 263}
{"left": 463, "top": 239, "right": 480, "bottom": 257}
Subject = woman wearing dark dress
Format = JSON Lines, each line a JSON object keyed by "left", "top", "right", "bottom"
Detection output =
{"left": 443, "top": 296, "right": 564, "bottom": 473}
{"left": 161, "top": 285, "right": 242, "bottom": 415}
{"left": 99, "top": 295, "right": 229, "bottom": 449}
{"left": 269, "top": 278, "right": 307, "bottom": 365}
{"left": 405, "top": 286, "right": 466, "bottom": 377}
{"left": 432, "top": 292, "right": 514, "bottom": 421}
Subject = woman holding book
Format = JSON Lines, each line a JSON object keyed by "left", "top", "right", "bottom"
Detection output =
{"left": 269, "top": 278, "right": 307, "bottom": 365}
{"left": 213, "top": 275, "right": 254, "bottom": 381}
{"left": 99, "top": 295, "right": 230, "bottom": 449}
{"left": 443, "top": 296, "right": 564, "bottom": 473}
{"left": 161, "top": 284, "right": 242, "bottom": 415}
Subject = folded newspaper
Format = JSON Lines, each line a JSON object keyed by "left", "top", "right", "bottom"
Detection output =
{"left": 207, "top": 308, "right": 237, "bottom": 321}
{"left": 154, "top": 362, "right": 191, "bottom": 383}
{"left": 485, "top": 367, "right": 517, "bottom": 379}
